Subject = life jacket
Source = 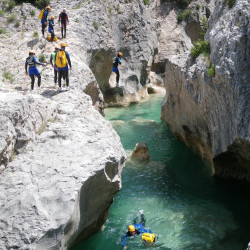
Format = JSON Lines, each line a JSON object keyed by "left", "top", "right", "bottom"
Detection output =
{"left": 60, "top": 12, "right": 68, "bottom": 23}
{"left": 48, "top": 19, "right": 54, "bottom": 29}
{"left": 56, "top": 50, "right": 67, "bottom": 68}
{"left": 142, "top": 233, "right": 156, "bottom": 244}
{"left": 26, "top": 56, "right": 36, "bottom": 67}
{"left": 113, "top": 56, "right": 119, "bottom": 67}
{"left": 39, "top": 9, "right": 45, "bottom": 20}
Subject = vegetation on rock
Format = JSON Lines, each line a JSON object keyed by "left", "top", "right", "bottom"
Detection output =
{"left": 177, "top": 9, "right": 192, "bottom": 22}
{"left": 191, "top": 40, "right": 210, "bottom": 58}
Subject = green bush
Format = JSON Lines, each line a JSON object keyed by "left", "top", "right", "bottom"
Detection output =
{"left": 39, "top": 54, "right": 46, "bottom": 62}
{"left": 3, "top": 70, "right": 14, "bottom": 83}
{"left": 7, "top": 0, "right": 16, "bottom": 11}
{"left": 178, "top": 9, "right": 192, "bottom": 22}
{"left": 93, "top": 21, "right": 99, "bottom": 29}
{"left": 227, "top": 0, "right": 235, "bottom": 8}
{"left": 34, "top": 0, "right": 50, "bottom": 9}
{"left": 125, "top": 0, "right": 132, "bottom": 2}
{"left": 108, "top": 7, "right": 112, "bottom": 14}
{"left": 33, "top": 31, "right": 39, "bottom": 38}
{"left": 7, "top": 13, "right": 17, "bottom": 23}
{"left": 200, "top": 16, "right": 208, "bottom": 38}
{"left": 143, "top": 0, "right": 150, "bottom": 5}
{"left": 0, "top": 28, "right": 7, "bottom": 34}
{"left": 191, "top": 40, "right": 210, "bottom": 58}
{"left": 196, "top": 4, "right": 200, "bottom": 10}
{"left": 14, "top": 19, "right": 20, "bottom": 28}
{"left": 207, "top": 64, "right": 215, "bottom": 77}
{"left": 30, "top": 9, "right": 35, "bottom": 16}
{"left": 0, "top": 9, "right": 5, "bottom": 17}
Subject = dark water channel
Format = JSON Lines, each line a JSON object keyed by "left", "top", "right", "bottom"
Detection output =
{"left": 73, "top": 93, "right": 250, "bottom": 250}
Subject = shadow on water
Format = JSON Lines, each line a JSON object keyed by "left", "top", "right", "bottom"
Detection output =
{"left": 73, "top": 93, "right": 250, "bottom": 250}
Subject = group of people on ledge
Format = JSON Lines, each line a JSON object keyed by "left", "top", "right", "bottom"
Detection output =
{"left": 25, "top": 5, "right": 124, "bottom": 92}
{"left": 40, "top": 6, "right": 69, "bottom": 40}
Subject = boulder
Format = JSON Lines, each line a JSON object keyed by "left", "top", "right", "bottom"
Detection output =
{"left": 131, "top": 142, "right": 150, "bottom": 161}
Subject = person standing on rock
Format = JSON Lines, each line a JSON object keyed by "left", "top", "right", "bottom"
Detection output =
{"left": 25, "top": 50, "right": 46, "bottom": 91}
{"left": 40, "top": 6, "right": 51, "bottom": 38}
{"left": 50, "top": 45, "right": 60, "bottom": 88}
{"left": 55, "top": 43, "right": 72, "bottom": 91}
{"left": 112, "top": 52, "right": 123, "bottom": 87}
{"left": 48, "top": 16, "right": 56, "bottom": 42}
{"left": 121, "top": 210, "right": 156, "bottom": 249}
{"left": 58, "top": 8, "right": 69, "bottom": 38}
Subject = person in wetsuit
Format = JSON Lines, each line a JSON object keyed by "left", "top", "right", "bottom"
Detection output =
{"left": 112, "top": 52, "right": 123, "bottom": 87}
{"left": 50, "top": 45, "right": 60, "bottom": 88}
{"left": 55, "top": 43, "right": 72, "bottom": 90}
{"left": 58, "top": 8, "right": 69, "bottom": 38}
{"left": 48, "top": 16, "right": 55, "bottom": 42}
{"left": 121, "top": 210, "right": 153, "bottom": 249}
{"left": 41, "top": 6, "right": 51, "bottom": 37}
{"left": 25, "top": 50, "right": 46, "bottom": 91}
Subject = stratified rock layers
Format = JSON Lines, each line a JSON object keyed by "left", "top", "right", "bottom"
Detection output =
{"left": 0, "top": 91, "right": 126, "bottom": 249}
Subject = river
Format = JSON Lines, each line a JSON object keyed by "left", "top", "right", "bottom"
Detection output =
{"left": 73, "top": 93, "right": 250, "bottom": 250}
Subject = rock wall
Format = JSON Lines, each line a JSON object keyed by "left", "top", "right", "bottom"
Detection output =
{"left": 0, "top": 90, "right": 126, "bottom": 249}
{"left": 160, "top": 0, "right": 250, "bottom": 177}
{"left": 0, "top": 1, "right": 127, "bottom": 248}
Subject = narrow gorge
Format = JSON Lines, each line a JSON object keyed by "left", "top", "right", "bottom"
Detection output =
{"left": 0, "top": 0, "right": 249, "bottom": 249}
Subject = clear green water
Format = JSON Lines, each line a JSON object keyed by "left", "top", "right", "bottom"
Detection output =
{"left": 73, "top": 93, "right": 250, "bottom": 250}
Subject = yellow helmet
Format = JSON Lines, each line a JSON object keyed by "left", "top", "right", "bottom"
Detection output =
{"left": 61, "top": 42, "right": 67, "bottom": 47}
{"left": 128, "top": 225, "right": 135, "bottom": 232}
{"left": 118, "top": 52, "right": 123, "bottom": 57}
{"left": 29, "top": 50, "right": 35, "bottom": 55}
{"left": 46, "top": 6, "right": 51, "bottom": 10}
{"left": 55, "top": 45, "right": 60, "bottom": 50}
{"left": 50, "top": 16, "right": 55, "bottom": 19}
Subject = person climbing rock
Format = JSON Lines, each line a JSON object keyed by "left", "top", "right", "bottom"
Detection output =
{"left": 25, "top": 50, "right": 46, "bottom": 91}
{"left": 50, "top": 45, "right": 60, "bottom": 88}
{"left": 48, "top": 16, "right": 55, "bottom": 42}
{"left": 55, "top": 43, "right": 72, "bottom": 91}
{"left": 58, "top": 8, "right": 69, "bottom": 38}
{"left": 40, "top": 6, "right": 51, "bottom": 38}
{"left": 121, "top": 210, "right": 155, "bottom": 249}
{"left": 112, "top": 52, "right": 123, "bottom": 87}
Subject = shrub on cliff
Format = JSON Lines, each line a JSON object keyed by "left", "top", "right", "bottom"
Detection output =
{"left": 207, "top": 64, "right": 215, "bottom": 77}
{"left": 177, "top": 9, "right": 192, "bottom": 22}
{"left": 15, "top": 0, "right": 50, "bottom": 9}
{"left": 191, "top": 40, "right": 210, "bottom": 58}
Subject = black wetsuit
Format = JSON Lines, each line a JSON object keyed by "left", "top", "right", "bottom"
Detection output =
{"left": 59, "top": 12, "right": 68, "bottom": 38}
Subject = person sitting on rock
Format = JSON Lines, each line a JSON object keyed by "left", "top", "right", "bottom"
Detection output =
{"left": 25, "top": 50, "right": 46, "bottom": 91}
{"left": 48, "top": 16, "right": 56, "bottom": 42}
{"left": 55, "top": 43, "right": 72, "bottom": 91}
{"left": 58, "top": 8, "right": 69, "bottom": 38}
{"left": 41, "top": 6, "right": 51, "bottom": 38}
{"left": 112, "top": 52, "right": 123, "bottom": 87}
{"left": 121, "top": 210, "right": 153, "bottom": 249}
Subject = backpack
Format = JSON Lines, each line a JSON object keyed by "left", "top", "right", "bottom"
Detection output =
{"left": 39, "top": 9, "right": 45, "bottom": 20}
{"left": 142, "top": 233, "right": 156, "bottom": 244}
{"left": 56, "top": 50, "right": 67, "bottom": 68}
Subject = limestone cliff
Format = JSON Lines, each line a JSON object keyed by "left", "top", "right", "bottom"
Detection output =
{"left": 0, "top": 1, "right": 127, "bottom": 249}
{"left": 160, "top": 0, "right": 250, "bottom": 178}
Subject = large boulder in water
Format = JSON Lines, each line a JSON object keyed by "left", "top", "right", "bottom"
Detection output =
{"left": 131, "top": 142, "right": 150, "bottom": 161}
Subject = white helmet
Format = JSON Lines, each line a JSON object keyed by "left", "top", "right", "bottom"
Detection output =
{"left": 63, "top": 8, "right": 66, "bottom": 12}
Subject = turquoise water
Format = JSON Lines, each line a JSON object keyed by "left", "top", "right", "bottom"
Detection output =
{"left": 73, "top": 93, "right": 250, "bottom": 250}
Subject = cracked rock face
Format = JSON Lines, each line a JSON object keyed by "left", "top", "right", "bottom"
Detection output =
{"left": 160, "top": 0, "right": 249, "bottom": 177}
{"left": 0, "top": 90, "right": 126, "bottom": 249}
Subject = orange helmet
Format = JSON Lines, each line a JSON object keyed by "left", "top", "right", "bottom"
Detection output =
{"left": 46, "top": 6, "right": 51, "bottom": 10}
{"left": 50, "top": 16, "right": 55, "bottom": 19}
{"left": 61, "top": 42, "right": 67, "bottom": 47}
{"left": 128, "top": 225, "right": 135, "bottom": 232}
{"left": 118, "top": 52, "right": 123, "bottom": 57}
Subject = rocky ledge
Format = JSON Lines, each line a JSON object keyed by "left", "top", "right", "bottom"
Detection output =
{"left": 0, "top": 90, "right": 126, "bottom": 249}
